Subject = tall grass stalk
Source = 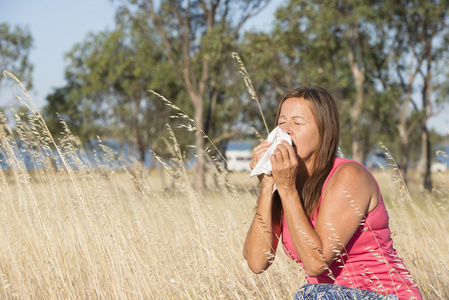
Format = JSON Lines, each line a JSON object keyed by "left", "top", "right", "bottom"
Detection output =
{"left": 231, "top": 52, "right": 270, "bottom": 135}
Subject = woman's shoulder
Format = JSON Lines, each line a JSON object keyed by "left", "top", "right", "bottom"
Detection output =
{"left": 333, "top": 159, "right": 375, "bottom": 181}
{"left": 321, "top": 159, "right": 379, "bottom": 215}
{"left": 325, "top": 159, "right": 378, "bottom": 195}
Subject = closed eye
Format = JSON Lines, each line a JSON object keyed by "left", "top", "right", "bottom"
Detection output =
{"left": 292, "top": 116, "right": 305, "bottom": 124}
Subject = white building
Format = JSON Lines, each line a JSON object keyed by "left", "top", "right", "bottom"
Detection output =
{"left": 431, "top": 162, "right": 447, "bottom": 172}
{"left": 225, "top": 141, "right": 253, "bottom": 172}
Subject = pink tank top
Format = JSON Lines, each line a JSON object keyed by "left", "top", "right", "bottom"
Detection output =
{"left": 282, "top": 157, "right": 422, "bottom": 299}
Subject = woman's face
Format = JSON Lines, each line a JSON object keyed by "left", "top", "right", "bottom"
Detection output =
{"left": 277, "top": 97, "right": 320, "bottom": 168}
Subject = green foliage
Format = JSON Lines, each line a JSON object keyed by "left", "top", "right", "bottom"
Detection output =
{"left": 116, "top": 0, "right": 271, "bottom": 163}
{"left": 241, "top": 0, "right": 399, "bottom": 159}
{"left": 42, "top": 0, "right": 449, "bottom": 174}
{"left": 44, "top": 18, "right": 185, "bottom": 161}
{"left": 0, "top": 23, "right": 33, "bottom": 89}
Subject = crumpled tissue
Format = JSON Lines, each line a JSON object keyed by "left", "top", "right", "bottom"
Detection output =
{"left": 249, "top": 126, "right": 292, "bottom": 191}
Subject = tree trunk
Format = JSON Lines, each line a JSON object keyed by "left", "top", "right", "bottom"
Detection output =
{"left": 137, "top": 138, "right": 146, "bottom": 166}
{"left": 350, "top": 107, "right": 364, "bottom": 164}
{"left": 134, "top": 98, "right": 146, "bottom": 165}
{"left": 397, "top": 83, "right": 417, "bottom": 184}
{"left": 420, "top": 123, "right": 432, "bottom": 191}
{"left": 347, "top": 24, "right": 365, "bottom": 164}
{"left": 205, "top": 87, "right": 218, "bottom": 136}
{"left": 420, "top": 46, "right": 433, "bottom": 191}
{"left": 144, "top": 0, "right": 267, "bottom": 192}
{"left": 398, "top": 126, "right": 409, "bottom": 181}
{"left": 192, "top": 94, "right": 206, "bottom": 191}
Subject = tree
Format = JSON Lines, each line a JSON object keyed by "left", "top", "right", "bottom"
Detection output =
{"left": 118, "top": 0, "right": 270, "bottom": 191}
{"left": 0, "top": 23, "right": 33, "bottom": 90}
{"left": 258, "top": 0, "right": 395, "bottom": 162}
{"left": 44, "top": 85, "right": 98, "bottom": 141}
{"left": 388, "top": 0, "right": 449, "bottom": 187}
{"left": 44, "top": 19, "right": 184, "bottom": 163}
{"left": 415, "top": 1, "right": 449, "bottom": 191}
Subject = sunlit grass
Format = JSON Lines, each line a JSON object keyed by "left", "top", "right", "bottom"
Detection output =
{"left": 0, "top": 128, "right": 304, "bottom": 298}
{"left": 0, "top": 71, "right": 448, "bottom": 299}
{"left": 0, "top": 112, "right": 447, "bottom": 299}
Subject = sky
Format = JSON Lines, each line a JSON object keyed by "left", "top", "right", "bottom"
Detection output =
{"left": 0, "top": 0, "right": 118, "bottom": 107}
{"left": 0, "top": 0, "right": 448, "bottom": 134}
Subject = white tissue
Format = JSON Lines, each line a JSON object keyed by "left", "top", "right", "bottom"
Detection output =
{"left": 249, "top": 126, "right": 292, "bottom": 182}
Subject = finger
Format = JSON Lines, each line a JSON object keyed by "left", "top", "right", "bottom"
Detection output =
{"left": 274, "top": 143, "right": 290, "bottom": 163}
{"left": 250, "top": 152, "right": 260, "bottom": 169}
{"left": 250, "top": 142, "right": 271, "bottom": 169}
{"left": 252, "top": 141, "right": 272, "bottom": 161}
{"left": 249, "top": 155, "right": 259, "bottom": 169}
{"left": 269, "top": 151, "right": 278, "bottom": 168}
{"left": 280, "top": 142, "right": 296, "bottom": 162}
{"left": 251, "top": 149, "right": 265, "bottom": 166}
{"left": 282, "top": 140, "right": 297, "bottom": 163}
{"left": 254, "top": 144, "right": 271, "bottom": 159}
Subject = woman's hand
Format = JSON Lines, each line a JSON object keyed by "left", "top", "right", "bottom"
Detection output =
{"left": 270, "top": 140, "right": 298, "bottom": 192}
{"left": 250, "top": 140, "right": 275, "bottom": 189}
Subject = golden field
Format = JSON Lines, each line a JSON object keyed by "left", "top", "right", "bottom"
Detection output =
{"left": 0, "top": 82, "right": 447, "bottom": 299}
{"left": 0, "top": 131, "right": 448, "bottom": 299}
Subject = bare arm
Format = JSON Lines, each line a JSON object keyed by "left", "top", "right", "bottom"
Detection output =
{"left": 243, "top": 140, "right": 282, "bottom": 273}
{"left": 243, "top": 179, "right": 281, "bottom": 273}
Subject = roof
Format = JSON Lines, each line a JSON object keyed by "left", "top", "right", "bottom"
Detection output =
{"left": 225, "top": 141, "right": 255, "bottom": 152}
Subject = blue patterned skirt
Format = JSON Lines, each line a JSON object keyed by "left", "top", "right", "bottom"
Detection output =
{"left": 294, "top": 283, "right": 399, "bottom": 300}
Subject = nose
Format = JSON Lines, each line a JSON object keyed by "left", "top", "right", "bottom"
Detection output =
{"left": 280, "top": 122, "right": 292, "bottom": 135}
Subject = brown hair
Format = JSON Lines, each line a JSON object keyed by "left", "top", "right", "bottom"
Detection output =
{"left": 272, "top": 85, "right": 340, "bottom": 222}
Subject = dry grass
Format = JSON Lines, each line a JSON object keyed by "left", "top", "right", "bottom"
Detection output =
{"left": 375, "top": 169, "right": 449, "bottom": 299}
{"left": 0, "top": 71, "right": 448, "bottom": 299}
{"left": 0, "top": 79, "right": 304, "bottom": 298}
{"left": 0, "top": 145, "right": 304, "bottom": 298}
{"left": 0, "top": 125, "right": 448, "bottom": 300}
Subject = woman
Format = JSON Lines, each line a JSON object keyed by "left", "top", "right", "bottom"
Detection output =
{"left": 243, "top": 85, "right": 422, "bottom": 299}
